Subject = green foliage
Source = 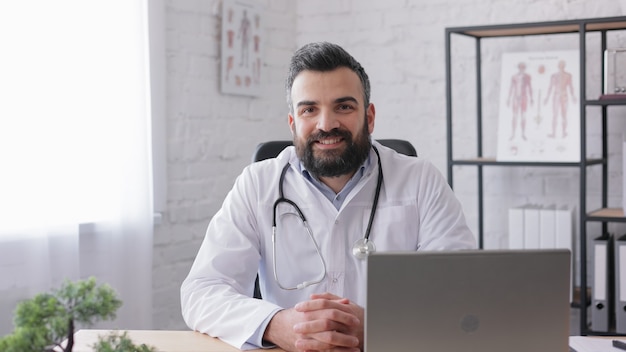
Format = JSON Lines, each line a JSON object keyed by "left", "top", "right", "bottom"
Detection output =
{"left": 11, "top": 292, "right": 68, "bottom": 348}
{"left": 0, "top": 327, "right": 50, "bottom": 352}
{"left": 0, "top": 277, "right": 123, "bottom": 352}
{"left": 91, "top": 331, "right": 156, "bottom": 352}
{"left": 53, "top": 277, "right": 121, "bottom": 326}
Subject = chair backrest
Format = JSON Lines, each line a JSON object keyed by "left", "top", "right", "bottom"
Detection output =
{"left": 252, "top": 140, "right": 293, "bottom": 162}
{"left": 377, "top": 139, "right": 417, "bottom": 157}
{"left": 252, "top": 138, "right": 416, "bottom": 162}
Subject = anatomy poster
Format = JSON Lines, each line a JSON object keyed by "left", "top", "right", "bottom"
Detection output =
{"left": 221, "top": 0, "right": 263, "bottom": 96}
{"left": 496, "top": 50, "right": 580, "bottom": 162}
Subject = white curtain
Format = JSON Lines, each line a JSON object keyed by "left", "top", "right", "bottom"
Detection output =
{"left": 0, "top": 0, "right": 153, "bottom": 334}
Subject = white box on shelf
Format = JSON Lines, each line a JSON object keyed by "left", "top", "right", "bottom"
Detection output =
{"left": 523, "top": 204, "right": 542, "bottom": 249}
{"left": 539, "top": 204, "right": 557, "bottom": 249}
{"left": 623, "top": 140, "right": 626, "bottom": 212}
{"left": 508, "top": 205, "right": 527, "bottom": 249}
{"left": 604, "top": 49, "right": 626, "bottom": 95}
{"left": 555, "top": 204, "right": 574, "bottom": 302}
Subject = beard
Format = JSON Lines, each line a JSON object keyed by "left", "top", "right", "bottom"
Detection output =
{"left": 294, "top": 120, "right": 371, "bottom": 178}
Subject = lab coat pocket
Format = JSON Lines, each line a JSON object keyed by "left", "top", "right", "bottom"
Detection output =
{"left": 364, "top": 204, "right": 419, "bottom": 251}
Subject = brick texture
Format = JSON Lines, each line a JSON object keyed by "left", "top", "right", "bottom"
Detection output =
{"left": 154, "top": 0, "right": 626, "bottom": 330}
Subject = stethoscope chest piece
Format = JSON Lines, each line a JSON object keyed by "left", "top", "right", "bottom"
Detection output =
{"left": 352, "top": 238, "right": 376, "bottom": 259}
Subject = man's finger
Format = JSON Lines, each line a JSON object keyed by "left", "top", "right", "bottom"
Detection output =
{"left": 296, "top": 297, "right": 352, "bottom": 312}
{"left": 294, "top": 331, "right": 360, "bottom": 350}
{"left": 293, "top": 319, "right": 349, "bottom": 334}
{"left": 310, "top": 292, "right": 342, "bottom": 300}
{"left": 294, "top": 303, "right": 360, "bottom": 326}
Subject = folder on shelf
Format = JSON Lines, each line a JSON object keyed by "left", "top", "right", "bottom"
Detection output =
{"left": 555, "top": 205, "right": 574, "bottom": 251}
{"left": 523, "top": 204, "right": 541, "bottom": 249}
{"left": 508, "top": 205, "right": 526, "bottom": 249}
{"left": 615, "top": 234, "right": 626, "bottom": 334}
{"left": 539, "top": 204, "right": 556, "bottom": 249}
{"left": 623, "top": 141, "right": 626, "bottom": 212}
{"left": 555, "top": 205, "right": 574, "bottom": 302}
{"left": 591, "top": 234, "right": 614, "bottom": 332}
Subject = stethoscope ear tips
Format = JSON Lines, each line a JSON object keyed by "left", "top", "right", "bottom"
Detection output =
{"left": 352, "top": 238, "right": 376, "bottom": 260}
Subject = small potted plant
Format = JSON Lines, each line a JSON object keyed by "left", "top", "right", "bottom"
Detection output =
{"left": 0, "top": 277, "right": 154, "bottom": 352}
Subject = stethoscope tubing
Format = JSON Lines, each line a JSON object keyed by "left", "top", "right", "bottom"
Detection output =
{"left": 271, "top": 145, "right": 383, "bottom": 290}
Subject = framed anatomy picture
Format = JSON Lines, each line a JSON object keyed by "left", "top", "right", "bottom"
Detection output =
{"left": 496, "top": 50, "right": 580, "bottom": 162}
{"left": 220, "top": 0, "right": 263, "bottom": 97}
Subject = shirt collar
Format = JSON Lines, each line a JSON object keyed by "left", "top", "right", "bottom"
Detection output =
{"left": 297, "top": 149, "right": 373, "bottom": 209}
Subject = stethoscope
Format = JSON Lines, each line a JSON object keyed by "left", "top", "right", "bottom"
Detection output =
{"left": 271, "top": 146, "right": 383, "bottom": 290}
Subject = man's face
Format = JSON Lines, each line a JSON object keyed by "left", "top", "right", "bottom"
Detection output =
{"left": 288, "top": 67, "right": 375, "bottom": 178}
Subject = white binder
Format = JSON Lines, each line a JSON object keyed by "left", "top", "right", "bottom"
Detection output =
{"left": 555, "top": 205, "right": 574, "bottom": 250}
{"left": 523, "top": 204, "right": 541, "bottom": 249}
{"left": 539, "top": 204, "right": 556, "bottom": 249}
{"left": 555, "top": 205, "right": 574, "bottom": 302}
{"left": 508, "top": 205, "right": 526, "bottom": 249}
{"left": 615, "top": 234, "right": 626, "bottom": 334}
{"left": 591, "top": 234, "right": 613, "bottom": 332}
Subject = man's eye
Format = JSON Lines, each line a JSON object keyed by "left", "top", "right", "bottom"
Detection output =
{"left": 301, "top": 107, "right": 315, "bottom": 114}
{"left": 338, "top": 104, "right": 353, "bottom": 111}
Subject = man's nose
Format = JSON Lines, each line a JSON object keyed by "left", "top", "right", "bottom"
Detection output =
{"left": 316, "top": 110, "right": 340, "bottom": 131}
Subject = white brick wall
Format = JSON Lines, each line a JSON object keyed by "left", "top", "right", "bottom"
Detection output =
{"left": 152, "top": 0, "right": 626, "bottom": 330}
{"left": 152, "top": 0, "right": 297, "bottom": 329}
{"left": 5, "top": 0, "right": 625, "bottom": 337}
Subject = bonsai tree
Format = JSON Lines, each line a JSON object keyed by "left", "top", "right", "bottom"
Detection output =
{"left": 0, "top": 277, "right": 151, "bottom": 352}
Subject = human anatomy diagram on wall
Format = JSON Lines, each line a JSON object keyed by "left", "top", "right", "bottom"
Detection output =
{"left": 496, "top": 50, "right": 580, "bottom": 162}
{"left": 221, "top": 0, "right": 263, "bottom": 97}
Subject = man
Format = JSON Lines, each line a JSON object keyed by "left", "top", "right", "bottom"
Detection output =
{"left": 181, "top": 42, "right": 476, "bottom": 352}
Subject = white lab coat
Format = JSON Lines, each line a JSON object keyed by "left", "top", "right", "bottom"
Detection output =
{"left": 180, "top": 141, "right": 476, "bottom": 349}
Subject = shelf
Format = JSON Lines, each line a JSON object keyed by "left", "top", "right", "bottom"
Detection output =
{"left": 447, "top": 17, "right": 626, "bottom": 38}
{"left": 446, "top": 16, "right": 626, "bottom": 337}
{"left": 584, "top": 330, "right": 626, "bottom": 337}
{"left": 451, "top": 158, "right": 603, "bottom": 167}
{"left": 586, "top": 208, "right": 626, "bottom": 222}
{"left": 586, "top": 96, "right": 626, "bottom": 106}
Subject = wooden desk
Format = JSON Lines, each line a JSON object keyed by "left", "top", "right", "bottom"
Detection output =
{"left": 70, "top": 330, "right": 286, "bottom": 352}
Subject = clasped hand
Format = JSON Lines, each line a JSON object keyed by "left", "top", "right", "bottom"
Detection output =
{"left": 264, "top": 292, "right": 364, "bottom": 352}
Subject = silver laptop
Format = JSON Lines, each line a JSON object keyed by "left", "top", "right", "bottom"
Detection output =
{"left": 365, "top": 249, "right": 571, "bottom": 352}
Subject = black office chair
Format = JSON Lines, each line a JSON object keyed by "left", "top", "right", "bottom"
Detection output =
{"left": 252, "top": 138, "right": 417, "bottom": 163}
{"left": 251, "top": 138, "right": 417, "bottom": 299}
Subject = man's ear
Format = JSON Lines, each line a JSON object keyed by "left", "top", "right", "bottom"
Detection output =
{"left": 288, "top": 114, "right": 295, "bottom": 136}
{"left": 367, "top": 103, "right": 376, "bottom": 134}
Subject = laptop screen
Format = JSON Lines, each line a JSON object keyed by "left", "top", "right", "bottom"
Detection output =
{"left": 365, "top": 249, "right": 570, "bottom": 352}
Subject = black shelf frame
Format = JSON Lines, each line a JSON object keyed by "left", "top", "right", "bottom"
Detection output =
{"left": 445, "top": 16, "right": 626, "bottom": 336}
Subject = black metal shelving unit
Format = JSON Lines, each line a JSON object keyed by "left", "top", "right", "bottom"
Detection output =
{"left": 445, "top": 16, "right": 626, "bottom": 336}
